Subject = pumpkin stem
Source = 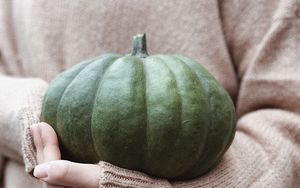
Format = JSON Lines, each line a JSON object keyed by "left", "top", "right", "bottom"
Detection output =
{"left": 131, "top": 33, "right": 149, "bottom": 58}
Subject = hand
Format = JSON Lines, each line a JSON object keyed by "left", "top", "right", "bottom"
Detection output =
{"left": 30, "top": 123, "right": 101, "bottom": 188}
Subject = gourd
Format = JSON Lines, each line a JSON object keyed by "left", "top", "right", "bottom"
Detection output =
{"left": 41, "top": 34, "right": 236, "bottom": 180}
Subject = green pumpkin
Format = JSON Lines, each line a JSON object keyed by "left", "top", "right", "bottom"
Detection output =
{"left": 41, "top": 34, "right": 236, "bottom": 180}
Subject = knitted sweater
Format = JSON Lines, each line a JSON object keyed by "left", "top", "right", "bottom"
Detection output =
{"left": 0, "top": 0, "right": 299, "bottom": 187}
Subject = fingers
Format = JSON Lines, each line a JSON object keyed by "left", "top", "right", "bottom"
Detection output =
{"left": 31, "top": 122, "right": 62, "bottom": 188}
{"left": 30, "top": 122, "right": 61, "bottom": 163}
{"left": 34, "top": 160, "right": 101, "bottom": 188}
{"left": 30, "top": 123, "right": 45, "bottom": 163}
{"left": 31, "top": 123, "right": 100, "bottom": 187}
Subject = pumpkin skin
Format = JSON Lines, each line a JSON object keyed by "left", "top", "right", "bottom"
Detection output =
{"left": 40, "top": 34, "right": 236, "bottom": 180}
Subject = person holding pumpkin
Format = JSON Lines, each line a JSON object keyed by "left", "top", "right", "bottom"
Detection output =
{"left": 0, "top": 0, "right": 299, "bottom": 187}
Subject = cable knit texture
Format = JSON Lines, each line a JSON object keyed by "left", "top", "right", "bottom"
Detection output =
{"left": 0, "top": 0, "right": 300, "bottom": 187}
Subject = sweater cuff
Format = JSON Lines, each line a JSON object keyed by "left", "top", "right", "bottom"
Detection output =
{"left": 98, "top": 161, "right": 172, "bottom": 188}
{"left": 22, "top": 122, "right": 38, "bottom": 175}
{"left": 17, "top": 78, "right": 48, "bottom": 175}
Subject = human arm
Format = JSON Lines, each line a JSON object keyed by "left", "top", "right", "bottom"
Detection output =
{"left": 0, "top": 75, "right": 48, "bottom": 166}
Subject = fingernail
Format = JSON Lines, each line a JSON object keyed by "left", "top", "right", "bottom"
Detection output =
{"left": 34, "top": 163, "right": 50, "bottom": 179}
{"left": 30, "top": 124, "right": 39, "bottom": 131}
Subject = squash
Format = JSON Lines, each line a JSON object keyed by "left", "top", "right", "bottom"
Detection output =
{"left": 41, "top": 34, "right": 236, "bottom": 180}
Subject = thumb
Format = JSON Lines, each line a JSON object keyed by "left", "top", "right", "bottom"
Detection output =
{"left": 33, "top": 160, "right": 101, "bottom": 188}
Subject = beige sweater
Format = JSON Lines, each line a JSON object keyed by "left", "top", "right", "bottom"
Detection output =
{"left": 0, "top": 0, "right": 300, "bottom": 187}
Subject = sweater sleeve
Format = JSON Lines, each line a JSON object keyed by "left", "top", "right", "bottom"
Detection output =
{"left": 0, "top": 75, "right": 48, "bottom": 174}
